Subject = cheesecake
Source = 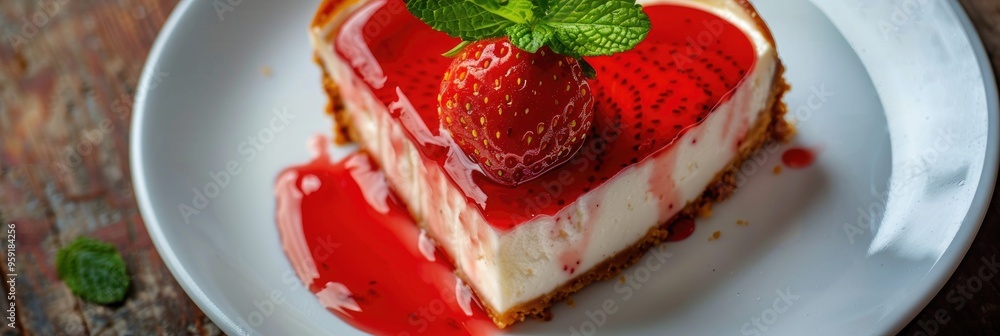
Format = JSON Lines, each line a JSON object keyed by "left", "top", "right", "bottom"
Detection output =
{"left": 310, "top": 0, "right": 791, "bottom": 328}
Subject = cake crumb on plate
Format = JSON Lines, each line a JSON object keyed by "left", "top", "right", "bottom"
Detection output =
{"left": 708, "top": 231, "right": 722, "bottom": 241}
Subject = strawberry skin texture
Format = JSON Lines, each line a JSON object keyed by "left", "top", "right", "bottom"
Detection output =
{"left": 438, "top": 38, "right": 595, "bottom": 186}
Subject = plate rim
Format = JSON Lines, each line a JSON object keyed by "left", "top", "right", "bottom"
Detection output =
{"left": 881, "top": 1, "right": 999, "bottom": 333}
{"left": 129, "top": 0, "right": 252, "bottom": 333}
{"left": 129, "top": 1, "right": 1000, "bottom": 335}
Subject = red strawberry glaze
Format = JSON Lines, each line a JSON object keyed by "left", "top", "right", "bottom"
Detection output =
{"left": 554, "top": 203, "right": 603, "bottom": 275}
{"left": 275, "top": 137, "right": 496, "bottom": 336}
{"left": 649, "top": 149, "right": 683, "bottom": 224}
{"left": 782, "top": 147, "right": 816, "bottom": 169}
{"left": 666, "top": 217, "right": 697, "bottom": 242}
{"left": 332, "top": 0, "right": 756, "bottom": 231}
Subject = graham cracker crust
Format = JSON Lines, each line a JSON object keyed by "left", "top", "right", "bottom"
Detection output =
{"left": 317, "top": 53, "right": 354, "bottom": 145}
{"left": 482, "top": 63, "right": 792, "bottom": 328}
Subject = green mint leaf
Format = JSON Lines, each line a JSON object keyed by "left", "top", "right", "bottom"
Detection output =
{"left": 406, "top": 0, "right": 535, "bottom": 41}
{"left": 533, "top": 0, "right": 552, "bottom": 18}
{"left": 506, "top": 24, "right": 553, "bottom": 53}
{"left": 536, "top": 0, "right": 651, "bottom": 57}
{"left": 482, "top": 0, "right": 535, "bottom": 24}
{"left": 57, "top": 237, "right": 130, "bottom": 304}
{"left": 408, "top": 0, "right": 650, "bottom": 57}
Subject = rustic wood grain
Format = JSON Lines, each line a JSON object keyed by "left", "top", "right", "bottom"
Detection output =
{"left": 0, "top": 1, "right": 220, "bottom": 335}
{"left": 0, "top": 0, "right": 997, "bottom": 335}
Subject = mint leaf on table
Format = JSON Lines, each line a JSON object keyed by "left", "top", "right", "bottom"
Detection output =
{"left": 406, "top": 0, "right": 650, "bottom": 57}
{"left": 57, "top": 237, "right": 130, "bottom": 305}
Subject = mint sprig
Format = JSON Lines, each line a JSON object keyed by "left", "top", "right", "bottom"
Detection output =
{"left": 406, "top": 0, "right": 651, "bottom": 57}
{"left": 406, "top": 0, "right": 535, "bottom": 41}
{"left": 535, "top": 0, "right": 652, "bottom": 57}
{"left": 507, "top": 23, "right": 554, "bottom": 53}
{"left": 57, "top": 237, "right": 131, "bottom": 304}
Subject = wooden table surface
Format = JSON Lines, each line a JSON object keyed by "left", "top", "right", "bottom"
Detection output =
{"left": 0, "top": 0, "right": 997, "bottom": 335}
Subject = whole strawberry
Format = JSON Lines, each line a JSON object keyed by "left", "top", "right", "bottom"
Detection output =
{"left": 438, "top": 38, "right": 595, "bottom": 186}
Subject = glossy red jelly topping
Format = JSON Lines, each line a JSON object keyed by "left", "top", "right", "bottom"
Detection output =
{"left": 275, "top": 139, "right": 496, "bottom": 335}
{"left": 333, "top": 0, "right": 756, "bottom": 230}
{"left": 782, "top": 147, "right": 816, "bottom": 169}
{"left": 666, "top": 217, "right": 697, "bottom": 242}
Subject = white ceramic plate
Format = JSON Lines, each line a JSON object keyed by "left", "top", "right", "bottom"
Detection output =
{"left": 131, "top": 0, "right": 998, "bottom": 335}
